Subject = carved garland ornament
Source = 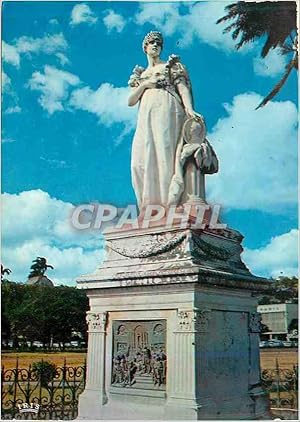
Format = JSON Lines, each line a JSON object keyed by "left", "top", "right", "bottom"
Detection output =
{"left": 249, "top": 312, "right": 262, "bottom": 333}
{"left": 108, "top": 232, "right": 187, "bottom": 259}
{"left": 193, "top": 235, "right": 235, "bottom": 261}
{"left": 86, "top": 311, "right": 107, "bottom": 332}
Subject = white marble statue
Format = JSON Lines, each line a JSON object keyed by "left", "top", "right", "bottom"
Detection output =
{"left": 128, "top": 31, "right": 218, "bottom": 211}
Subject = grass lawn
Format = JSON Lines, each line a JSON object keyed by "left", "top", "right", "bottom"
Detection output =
{"left": 260, "top": 348, "right": 298, "bottom": 369}
{"left": 1, "top": 349, "right": 297, "bottom": 370}
{"left": 1, "top": 352, "right": 87, "bottom": 370}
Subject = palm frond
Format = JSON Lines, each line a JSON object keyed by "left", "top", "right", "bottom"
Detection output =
{"left": 217, "top": 1, "right": 297, "bottom": 55}
{"left": 256, "top": 53, "right": 297, "bottom": 110}
{"left": 281, "top": 42, "right": 295, "bottom": 55}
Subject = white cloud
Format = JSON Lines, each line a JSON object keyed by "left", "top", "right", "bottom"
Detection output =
{"left": 1, "top": 190, "right": 104, "bottom": 286}
{"left": 40, "top": 156, "right": 70, "bottom": 168}
{"left": 2, "top": 137, "right": 16, "bottom": 144}
{"left": 135, "top": 3, "right": 290, "bottom": 74}
{"left": 27, "top": 65, "right": 80, "bottom": 114}
{"left": 49, "top": 18, "right": 59, "bottom": 25}
{"left": 2, "top": 33, "right": 68, "bottom": 67}
{"left": 70, "top": 4, "right": 98, "bottom": 26}
{"left": 3, "top": 240, "right": 102, "bottom": 287}
{"left": 185, "top": 2, "right": 250, "bottom": 51}
{"left": 253, "top": 48, "right": 287, "bottom": 77}
{"left": 16, "top": 32, "right": 67, "bottom": 55}
{"left": 2, "top": 41, "right": 20, "bottom": 67}
{"left": 206, "top": 92, "right": 297, "bottom": 212}
{"left": 103, "top": 9, "right": 126, "bottom": 33}
{"left": 2, "top": 71, "right": 11, "bottom": 91}
{"left": 135, "top": 3, "right": 181, "bottom": 37}
{"left": 135, "top": 2, "right": 291, "bottom": 76}
{"left": 55, "top": 52, "right": 70, "bottom": 66}
{"left": 5, "top": 106, "right": 21, "bottom": 114}
{"left": 134, "top": 2, "right": 247, "bottom": 53}
{"left": 242, "top": 229, "right": 298, "bottom": 278}
{"left": 70, "top": 83, "right": 137, "bottom": 128}
{"left": 2, "top": 71, "right": 21, "bottom": 113}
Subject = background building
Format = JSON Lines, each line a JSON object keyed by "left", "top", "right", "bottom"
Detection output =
{"left": 258, "top": 303, "right": 298, "bottom": 340}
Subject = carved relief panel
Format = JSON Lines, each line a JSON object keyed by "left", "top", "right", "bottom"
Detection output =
{"left": 111, "top": 320, "right": 167, "bottom": 391}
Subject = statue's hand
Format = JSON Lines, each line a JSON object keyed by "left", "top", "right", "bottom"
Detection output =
{"left": 185, "top": 108, "right": 197, "bottom": 118}
{"left": 185, "top": 109, "right": 205, "bottom": 122}
{"left": 142, "top": 79, "right": 157, "bottom": 90}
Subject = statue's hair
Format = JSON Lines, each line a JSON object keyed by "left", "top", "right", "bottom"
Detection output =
{"left": 142, "top": 31, "right": 163, "bottom": 52}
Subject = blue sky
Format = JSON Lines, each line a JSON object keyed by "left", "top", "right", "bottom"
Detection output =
{"left": 2, "top": 1, "right": 298, "bottom": 285}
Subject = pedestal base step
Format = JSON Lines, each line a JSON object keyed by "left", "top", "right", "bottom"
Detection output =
{"left": 109, "top": 385, "right": 166, "bottom": 398}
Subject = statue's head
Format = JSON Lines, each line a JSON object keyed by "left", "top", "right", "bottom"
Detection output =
{"left": 142, "top": 31, "right": 163, "bottom": 54}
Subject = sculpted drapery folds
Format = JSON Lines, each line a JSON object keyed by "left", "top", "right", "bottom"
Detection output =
{"left": 128, "top": 31, "right": 218, "bottom": 211}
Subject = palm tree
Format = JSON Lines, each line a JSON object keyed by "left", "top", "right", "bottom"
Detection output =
{"left": 1, "top": 264, "right": 12, "bottom": 281}
{"left": 28, "top": 257, "right": 54, "bottom": 278}
{"left": 217, "top": 1, "right": 297, "bottom": 108}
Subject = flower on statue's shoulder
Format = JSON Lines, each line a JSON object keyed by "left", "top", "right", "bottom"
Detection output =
{"left": 133, "top": 65, "right": 145, "bottom": 76}
{"left": 166, "top": 55, "right": 190, "bottom": 87}
{"left": 167, "top": 54, "right": 180, "bottom": 67}
{"left": 128, "top": 65, "right": 145, "bottom": 87}
{"left": 128, "top": 76, "right": 138, "bottom": 87}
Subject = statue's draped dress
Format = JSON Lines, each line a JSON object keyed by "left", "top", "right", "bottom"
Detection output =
{"left": 129, "top": 58, "right": 190, "bottom": 209}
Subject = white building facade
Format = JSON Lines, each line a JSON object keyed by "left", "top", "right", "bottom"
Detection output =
{"left": 258, "top": 303, "right": 298, "bottom": 340}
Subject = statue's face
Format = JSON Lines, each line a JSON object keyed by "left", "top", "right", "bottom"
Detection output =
{"left": 190, "top": 121, "right": 202, "bottom": 139}
{"left": 145, "top": 38, "right": 162, "bottom": 57}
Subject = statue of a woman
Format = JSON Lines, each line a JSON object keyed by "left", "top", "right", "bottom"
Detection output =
{"left": 128, "top": 31, "right": 218, "bottom": 211}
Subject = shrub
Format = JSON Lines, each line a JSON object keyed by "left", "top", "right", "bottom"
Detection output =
{"left": 32, "top": 360, "right": 57, "bottom": 387}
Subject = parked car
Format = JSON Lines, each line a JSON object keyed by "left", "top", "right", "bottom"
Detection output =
{"left": 259, "top": 341, "right": 269, "bottom": 348}
{"left": 282, "top": 341, "right": 293, "bottom": 347}
{"left": 33, "top": 341, "right": 44, "bottom": 348}
{"left": 267, "top": 340, "right": 283, "bottom": 348}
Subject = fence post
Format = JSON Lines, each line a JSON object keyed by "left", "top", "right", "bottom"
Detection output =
{"left": 293, "top": 364, "right": 298, "bottom": 409}
{"left": 62, "top": 357, "right": 66, "bottom": 415}
{"left": 83, "top": 358, "right": 87, "bottom": 387}
{"left": 26, "top": 364, "right": 32, "bottom": 404}
{"left": 1, "top": 365, "right": 4, "bottom": 416}
{"left": 275, "top": 358, "right": 281, "bottom": 408}
{"left": 12, "top": 357, "right": 19, "bottom": 418}
{"left": 38, "top": 358, "right": 43, "bottom": 414}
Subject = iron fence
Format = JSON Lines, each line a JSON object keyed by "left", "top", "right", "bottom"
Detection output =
{"left": 1, "top": 358, "right": 86, "bottom": 420}
{"left": 1, "top": 358, "right": 298, "bottom": 420}
{"left": 261, "top": 359, "right": 298, "bottom": 413}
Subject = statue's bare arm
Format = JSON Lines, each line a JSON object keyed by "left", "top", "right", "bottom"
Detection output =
{"left": 177, "top": 82, "right": 195, "bottom": 118}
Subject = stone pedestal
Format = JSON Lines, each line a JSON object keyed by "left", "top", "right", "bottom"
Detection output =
{"left": 77, "top": 224, "right": 271, "bottom": 420}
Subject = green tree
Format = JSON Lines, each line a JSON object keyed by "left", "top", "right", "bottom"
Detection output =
{"left": 48, "top": 286, "right": 88, "bottom": 349}
{"left": 288, "top": 319, "right": 298, "bottom": 332}
{"left": 259, "top": 276, "right": 298, "bottom": 305}
{"left": 1, "top": 280, "right": 26, "bottom": 347}
{"left": 16, "top": 285, "right": 57, "bottom": 347}
{"left": 1, "top": 280, "right": 88, "bottom": 349}
{"left": 217, "top": 1, "right": 297, "bottom": 108}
